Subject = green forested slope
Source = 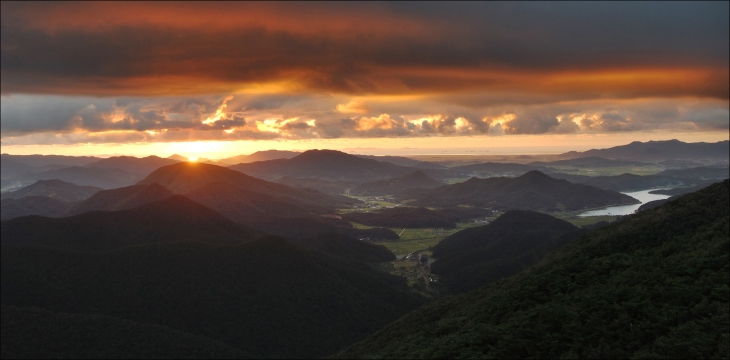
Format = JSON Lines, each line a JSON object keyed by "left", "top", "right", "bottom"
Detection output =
{"left": 1, "top": 305, "right": 249, "bottom": 359}
{"left": 1, "top": 237, "right": 426, "bottom": 358}
{"left": 1, "top": 195, "right": 262, "bottom": 251}
{"left": 431, "top": 210, "right": 584, "bottom": 293}
{"left": 337, "top": 180, "right": 729, "bottom": 359}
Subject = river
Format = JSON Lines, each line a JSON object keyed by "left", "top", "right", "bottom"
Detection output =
{"left": 577, "top": 189, "right": 671, "bottom": 217}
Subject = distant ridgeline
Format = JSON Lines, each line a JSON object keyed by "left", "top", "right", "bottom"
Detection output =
{"left": 402, "top": 170, "right": 638, "bottom": 211}
{"left": 337, "top": 180, "right": 729, "bottom": 359}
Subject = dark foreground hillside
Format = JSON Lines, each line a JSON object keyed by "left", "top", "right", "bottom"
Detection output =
{"left": 337, "top": 180, "right": 729, "bottom": 359}
{"left": 1, "top": 238, "right": 426, "bottom": 358}
{"left": 1, "top": 195, "right": 262, "bottom": 251}
{"left": 1, "top": 305, "right": 249, "bottom": 359}
{"left": 431, "top": 210, "right": 585, "bottom": 293}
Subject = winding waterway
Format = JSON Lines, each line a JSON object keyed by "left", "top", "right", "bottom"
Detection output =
{"left": 577, "top": 189, "right": 671, "bottom": 217}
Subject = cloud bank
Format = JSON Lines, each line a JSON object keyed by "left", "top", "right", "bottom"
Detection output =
{"left": 1, "top": 2, "right": 727, "bottom": 145}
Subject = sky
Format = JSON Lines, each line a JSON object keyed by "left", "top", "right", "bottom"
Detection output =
{"left": 1, "top": 2, "right": 728, "bottom": 158}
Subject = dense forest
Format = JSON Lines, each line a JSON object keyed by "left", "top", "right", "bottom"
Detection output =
{"left": 1, "top": 237, "right": 426, "bottom": 358}
{"left": 342, "top": 206, "right": 491, "bottom": 229}
{"left": 337, "top": 180, "right": 729, "bottom": 358}
{"left": 1, "top": 305, "right": 249, "bottom": 359}
{"left": 404, "top": 171, "right": 638, "bottom": 211}
{"left": 431, "top": 210, "right": 586, "bottom": 293}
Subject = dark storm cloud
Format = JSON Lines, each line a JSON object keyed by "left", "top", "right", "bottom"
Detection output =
{"left": 1, "top": 2, "right": 727, "bottom": 144}
{"left": 0, "top": 2, "right": 727, "bottom": 98}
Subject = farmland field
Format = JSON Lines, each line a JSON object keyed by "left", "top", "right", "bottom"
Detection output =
{"left": 374, "top": 222, "right": 480, "bottom": 255}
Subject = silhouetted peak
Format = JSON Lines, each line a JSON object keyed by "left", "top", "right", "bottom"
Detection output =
{"left": 295, "top": 149, "right": 353, "bottom": 160}
{"left": 490, "top": 210, "right": 577, "bottom": 231}
{"left": 167, "top": 154, "right": 188, "bottom": 161}
{"left": 518, "top": 170, "right": 552, "bottom": 181}
{"left": 34, "top": 179, "right": 72, "bottom": 186}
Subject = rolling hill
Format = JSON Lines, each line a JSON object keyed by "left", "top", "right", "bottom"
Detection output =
{"left": 229, "top": 149, "right": 417, "bottom": 182}
{"left": 430, "top": 210, "right": 585, "bottom": 292}
{"left": 404, "top": 171, "right": 638, "bottom": 211}
{"left": 548, "top": 173, "right": 682, "bottom": 192}
{"left": 1, "top": 196, "right": 72, "bottom": 221}
{"left": 560, "top": 139, "right": 729, "bottom": 161}
{"left": 288, "top": 232, "right": 395, "bottom": 263}
{"left": 1, "top": 195, "right": 263, "bottom": 251}
{"left": 0, "top": 158, "right": 35, "bottom": 180}
{"left": 0, "top": 179, "right": 101, "bottom": 202}
{"left": 134, "top": 162, "right": 379, "bottom": 237}
{"left": 549, "top": 166, "right": 728, "bottom": 192}
{"left": 19, "top": 166, "right": 141, "bottom": 189}
{"left": 355, "top": 155, "right": 446, "bottom": 169}
{"left": 448, "top": 162, "right": 541, "bottom": 177}
{"left": 349, "top": 170, "right": 442, "bottom": 196}
{"left": 64, "top": 183, "right": 175, "bottom": 216}
{"left": 1, "top": 305, "right": 249, "bottom": 359}
{"left": 538, "top": 156, "right": 648, "bottom": 168}
{"left": 342, "top": 206, "right": 491, "bottom": 229}
{"left": 85, "top": 155, "right": 180, "bottom": 176}
{"left": 1, "top": 237, "right": 426, "bottom": 358}
{"left": 336, "top": 180, "right": 729, "bottom": 359}
{"left": 138, "top": 161, "right": 355, "bottom": 208}
{"left": 273, "top": 176, "right": 359, "bottom": 196}
{"left": 221, "top": 150, "right": 301, "bottom": 164}
{"left": 1, "top": 154, "right": 99, "bottom": 168}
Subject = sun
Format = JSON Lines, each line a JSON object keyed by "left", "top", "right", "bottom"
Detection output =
{"left": 188, "top": 157, "right": 199, "bottom": 162}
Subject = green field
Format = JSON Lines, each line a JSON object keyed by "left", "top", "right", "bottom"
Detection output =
{"left": 374, "top": 222, "right": 480, "bottom": 255}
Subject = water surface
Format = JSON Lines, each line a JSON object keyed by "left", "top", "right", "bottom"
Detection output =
{"left": 578, "top": 189, "right": 671, "bottom": 217}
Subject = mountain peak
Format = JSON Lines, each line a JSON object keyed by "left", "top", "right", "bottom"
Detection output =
{"left": 167, "top": 154, "right": 189, "bottom": 161}
{"left": 518, "top": 170, "right": 552, "bottom": 180}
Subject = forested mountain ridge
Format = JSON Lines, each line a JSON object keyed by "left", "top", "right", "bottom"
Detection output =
{"left": 229, "top": 149, "right": 418, "bottom": 182}
{"left": 1, "top": 237, "right": 426, "bottom": 358}
{"left": 0, "top": 179, "right": 101, "bottom": 202}
{"left": 1, "top": 196, "right": 72, "bottom": 221}
{"left": 342, "top": 206, "right": 491, "bottom": 229}
{"left": 430, "top": 210, "right": 584, "bottom": 293}
{"left": 560, "top": 139, "right": 729, "bottom": 160}
{"left": 84, "top": 155, "right": 180, "bottom": 176}
{"left": 138, "top": 161, "right": 355, "bottom": 209}
{"left": 1, "top": 195, "right": 263, "bottom": 251}
{"left": 349, "top": 170, "right": 442, "bottom": 196}
{"left": 1, "top": 305, "right": 249, "bottom": 359}
{"left": 64, "top": 183, "right": 175, "bottom": 216}
{"left": 337, "top": 180, "right": 729, "bottom": 359}
{"left": 404, "top": 170, "right": 637, "bottom": 211}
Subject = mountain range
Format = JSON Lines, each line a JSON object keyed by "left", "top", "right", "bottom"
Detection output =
{"left": 229, "top": 150, "right": 419, "bottom": 182}
{"left": 342, "top": 206, "right": 491, "bottom": 229}
{"left": 1, "top": 196, "right": 72, "bottom": 221}
{"left": 349, "top": 170, "right": 443, "bottom": 196}
{"left": 559, "top": 139, "right": 729, "bottom": 161}
{"left": 84, "top": 155, "right": 180, "bottom": 176}
{"left": 403, "top": 170, "right": 638, "bottom": 211}
{"left": 431, "top": 210, "right": 586, "bottom": 293}
{"left": 1, "top": 236, "right": 426, "bottom": 358}
{"left": 1, "top": 195, "right": 263, "bottom": 251}
{"left": 337, "top": 180, "right": 729, "bottom": 359}
{"left": 0, "top": 179, "right": 101, "bottom": 202}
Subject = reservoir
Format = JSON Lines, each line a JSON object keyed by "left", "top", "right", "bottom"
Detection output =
{"left": 578, "top": 189, "right": 671, "bottom": 217}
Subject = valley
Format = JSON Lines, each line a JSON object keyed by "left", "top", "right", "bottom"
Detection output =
{"left": 1, "top": 140, "right": 728, "bottom": 358}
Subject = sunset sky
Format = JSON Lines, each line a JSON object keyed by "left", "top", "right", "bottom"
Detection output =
{"left": 1, "top": 2, "right": 728, "bottom": 158}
